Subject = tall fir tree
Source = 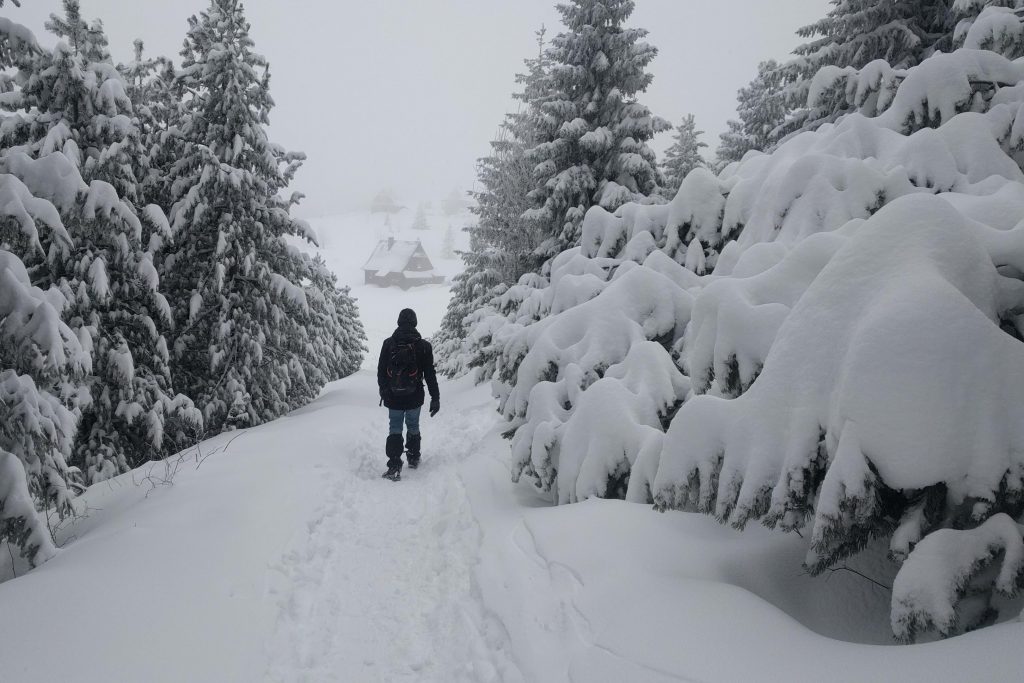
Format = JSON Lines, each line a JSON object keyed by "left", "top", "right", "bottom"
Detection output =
{"left": 0, "top": 3, "right": 89, "bottom": 567}
{"left": 302, "top": 254, "right": 367, "bottom": 385}
{"left": 660, "top": 113, "right": 706, "bottom": 195}
{"left": 117, "top": 39, "right": 180, "bottom": 214}
{"left": 716, "top": 60, "right": 788, "bottom": 168}
{"left": 525, "top": 0, "right": 669, "bottom": 260}
{"left": 163, "top": 0, "right": 357, "bottom": 434}
{"left": 411, "top": 202, "right": 429, "bottom": 230}
{"left": 434, "top": 27, "right": 552, "bottom": 374}
{"left": 3, "top": 0, "right": 200, "bottom": 484}
{"left": 441, "top": 224, "right": 456, "bottom": 259}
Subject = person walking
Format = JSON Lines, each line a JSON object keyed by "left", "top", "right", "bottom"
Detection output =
{"left": 378, "top": 308, "right": 439, "bottom": 481}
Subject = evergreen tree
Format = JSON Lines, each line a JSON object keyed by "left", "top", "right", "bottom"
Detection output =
{"left": 716, "top": 60, "right": 788, "bottom": 167}
{"left": 441, "top": 224, "right": 456, "bottom": 259}
{"left": 775, "top": 0, "right": 952, "bottom": 137}
{"left": 411, "top": 202, "right": 429, "bottom": 230}
{"left": 0, "top": 7, "right": 89, "bottom": 567}
{"left": 163, "top": 0, "right": 347, "bottom": 434}
{"left": 117, "top": 39, "right": 180, "bottom": 213}
{"left": 2, "top": 1, "right": 201, "bottom": 484}
{"left": 303, "top": 254, "right": 367, "bottom": 383}
{"left": 44, "top": 0, "right": 110, "bottom": 62}
{"left": 525, "top": 0, "right": 669, "bottom": 259}
{"left": 660, "top": 113, "right": 706, "bottom": 195}
{"left": 434, "top": 28, "right": 552, "bottom": 375}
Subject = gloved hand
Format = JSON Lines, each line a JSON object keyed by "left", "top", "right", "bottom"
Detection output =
{"left": 429, "top": 398, "right": 440, "bottom": 417}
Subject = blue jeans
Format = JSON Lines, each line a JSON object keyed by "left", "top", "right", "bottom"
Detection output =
{"left": 388, "top": 407, "right": 421, "bottom": 436}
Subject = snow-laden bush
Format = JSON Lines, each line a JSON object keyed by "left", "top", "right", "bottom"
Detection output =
{"left": 483, "top": 45, "right": 1024, "bottom": 640}
{"left": 892, "top": 513, "right": 1024, "bottom": 641}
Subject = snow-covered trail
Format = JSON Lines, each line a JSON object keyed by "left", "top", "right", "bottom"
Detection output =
{"left": 2, "top": 366, "right": 1022, "bottom": 682}
{"left": 0, "top": 369, "right": 519, "bottom": 683}
{"left": 264, "top": 375, "right": 520, "bottom": 682}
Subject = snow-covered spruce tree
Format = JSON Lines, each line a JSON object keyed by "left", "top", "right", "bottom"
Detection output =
{"left": 163, "top": 0, "right": 333, "bottom": 434}
{"left": 525, "top": 0, "right": 669, "bottom": 259}
{"left": 716, "top": 60, "right": 788, "bottom": 167}
{"left": 660, "top": 113, "right": 706, "bottom": 195}
{"left": 117, "top": 39, "right": 180, "bottom": 213}
{"left": 0, "top": 8, "right": 91, "bottom": 568}
{"left": 441, "top": 224, "right": 456, "bottom": 259}
{"left": 774, "top": 0, "right": 952, "bottom": 139}
{"left": 0, "top": 247, "right": 87, "bottom": 568}
{"left": 302, "top": 254, "right": 367, "bottom": 387}
{"left": 433, "top": 27, "right": 551, "bottom": 378}
{"left": 411, "top": 203, "right": 429, "bottom": 230}
{"left": 2, "top": 1, "right": 201, "bottom": 483}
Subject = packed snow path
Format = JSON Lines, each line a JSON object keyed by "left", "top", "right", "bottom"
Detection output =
{"left": 264, "top": 376, "right": 519, "bottom": 682}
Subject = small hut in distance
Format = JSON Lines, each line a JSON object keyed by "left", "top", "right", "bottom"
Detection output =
{"left": 363, "top": 238, "right": 445, "bottom": 289}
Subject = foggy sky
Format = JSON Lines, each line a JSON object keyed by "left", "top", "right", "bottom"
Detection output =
{"left": 6, "top": 1, "right": 830, "bottom": 218}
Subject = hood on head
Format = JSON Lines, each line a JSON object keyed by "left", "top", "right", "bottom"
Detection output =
{"left": 398, "top": 308, "right": 417, "bottom": 327}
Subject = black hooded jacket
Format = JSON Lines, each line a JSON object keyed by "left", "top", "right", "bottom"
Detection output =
{"left": 378, "top": 318, "right": 439, "bottom": 411}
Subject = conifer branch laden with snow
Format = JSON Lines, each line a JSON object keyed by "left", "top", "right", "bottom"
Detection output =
{"left": 772, "top": 0, "right": 952, "bottom": 140}
{"left": 891, "top": 514, "right": 1024, "bottom": 641}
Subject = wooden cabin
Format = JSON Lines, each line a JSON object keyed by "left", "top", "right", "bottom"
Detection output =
{"left": 362, "top": 238, "right": 445, "bottom": 289}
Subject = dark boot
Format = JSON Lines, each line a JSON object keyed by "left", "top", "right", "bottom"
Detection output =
{"left": 382, "top": 434, "right": 403, "bottom": 481}
{"left": 406, "top": 433, "right": 421, "bottom": 469}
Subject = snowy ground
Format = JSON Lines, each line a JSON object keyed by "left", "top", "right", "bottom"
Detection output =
{"left": 2, "top": 371, "right": 1020, "bottom": 682}
{"left": 1, "top": 208, "right": 1021, "bottom": 682}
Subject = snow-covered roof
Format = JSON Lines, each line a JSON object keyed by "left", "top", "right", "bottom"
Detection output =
{"left": 362, "top": 239, "right": 433, "bottom": 276}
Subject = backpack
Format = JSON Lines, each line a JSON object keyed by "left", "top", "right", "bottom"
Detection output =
{"left": 386, "top": 341, "right": 420, "bottom": 397}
